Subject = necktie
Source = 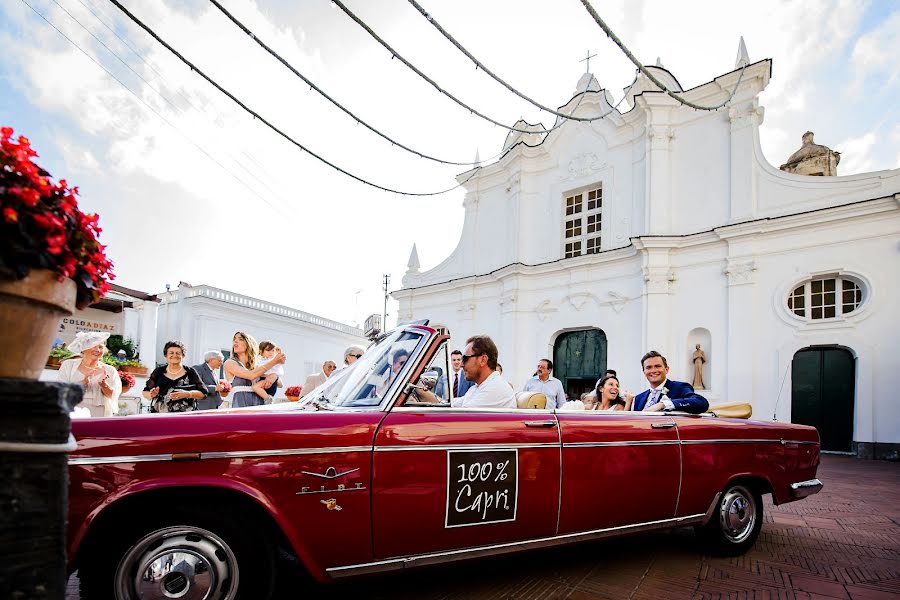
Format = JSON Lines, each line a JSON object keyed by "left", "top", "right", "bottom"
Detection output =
{"left": 453, "top": 372, "right": 459, "bottom": 397}
{"left": 644, "top": 389, "right": 660, "bottom": 411}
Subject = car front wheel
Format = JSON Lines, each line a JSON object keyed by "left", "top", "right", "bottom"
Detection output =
{"left": 697, "top": 483, "right": 763, "bottom": 556}
{"left": 80, "top": 512, "right": 274, "bottom": 600}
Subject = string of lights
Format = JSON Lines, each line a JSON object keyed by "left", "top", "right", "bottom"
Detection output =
{"left": 17, "top": 0, "right": 286, "bottom": 216}
{"left": 65, "top": 0, "right": 285, "bottom": 203}
{"left": 405, "top": 0, "right": 615, "bottom": 122}
{"left": 104, "top": 0, "right": 478, "bottom": 196}
{"left": 577, "top": 0, "right": 748, "bottom": 111}
{"left": 207, "top": 0, "right": 478, "bottom": 167}
{"left": 330, "top": 0, "right": 595, "bottom": 135}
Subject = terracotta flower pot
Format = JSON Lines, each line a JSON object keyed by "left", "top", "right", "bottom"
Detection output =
{"left": 46, "top": 356, "right": 63, "bottom": 370}
{"left": 286, "top": 395, "right": 299, "bottom": 402}
{"left": 0, "top": 269, "right": 76, "bottom": 379}
{"left": 121, "top": 365, "right": 148, "bottom": 376}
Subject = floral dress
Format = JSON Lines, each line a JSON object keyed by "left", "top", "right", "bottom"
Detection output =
{"left": 228, "top": 358, "right": 263, "bottom": 408}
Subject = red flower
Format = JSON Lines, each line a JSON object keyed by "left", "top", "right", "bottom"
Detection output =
{"left": 2, "top": 207, "right": 17, "bottom": 223}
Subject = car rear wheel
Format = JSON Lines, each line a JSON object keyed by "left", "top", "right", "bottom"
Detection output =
{"left": 79, "top": 511, "right": 274, "bottom": 600}
{"left": 697, "top": 483, "right": 763, "bottom": 556}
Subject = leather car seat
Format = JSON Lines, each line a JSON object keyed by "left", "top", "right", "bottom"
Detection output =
{"left": 515, "top": 391, "right": 548, "bottom": 409}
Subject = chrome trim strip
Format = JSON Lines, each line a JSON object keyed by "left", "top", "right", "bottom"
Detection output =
{"left": 0, "top": 434, "right": 77, "bottom": 454}
{"left": 680, "top": 439, "right": 784, "bottom": 445}
{"left": 327, "top": 502, "right": 717, "bottom": 578}
{"left": 564, "top": 440, "right": 680, "bottom": 448}
{"left": 391, "top": 406, "right": 554, "bottom": 414}
{"left": 201, "top": 446, "right": 371, "bottom": 460}
{"left": 375, "top": 442, "right": 558, "bottom": 452}
{"left": 69, "top": 445, "right": 372, "bottom": 466}
{"left": 790, "top": 478, "right": 823, "bottom": 499}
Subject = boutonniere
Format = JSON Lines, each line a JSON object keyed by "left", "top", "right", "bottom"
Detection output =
{"left": 660, "top": 386, "right": 670, "bottom": 402}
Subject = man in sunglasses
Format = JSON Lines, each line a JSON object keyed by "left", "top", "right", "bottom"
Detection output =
{"left": 343, "top": 345, "right": 365, "bottom": 366}
{"left": 450, "top": 335, "right": 515, "bottom": 409}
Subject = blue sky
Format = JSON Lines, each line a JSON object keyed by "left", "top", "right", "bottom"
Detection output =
{"left": 2, "top": 0, "right": 897, "bottom": 326}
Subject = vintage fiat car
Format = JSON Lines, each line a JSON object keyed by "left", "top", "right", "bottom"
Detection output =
{"left": 68, "top": 322, "right": 822, "bottom": 599}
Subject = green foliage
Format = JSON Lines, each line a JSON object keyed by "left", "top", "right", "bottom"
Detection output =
{"left": 49, "top": 346, "right": 74, "bottom": 359}
{"left": 106, "top": 335, "right": 137, "bottom": 360}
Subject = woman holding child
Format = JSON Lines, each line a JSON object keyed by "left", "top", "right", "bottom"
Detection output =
{"left": 225, "top": 331, "right": 287, "bottom": 407}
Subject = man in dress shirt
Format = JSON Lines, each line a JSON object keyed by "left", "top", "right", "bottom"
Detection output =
{"left": 193, "top": 350, "right": 224, "bottom": 410}
{"left": 522, "top": 359, "right": 567, "bottom": 409}
{"left": 439, "top": 349, "right": 473, "bottom": 400}
{"left": 632, "top": 351, "right": 708, "bottom": 414}
{"left": 451, "top": 336, "right": 516, "bottom": 409}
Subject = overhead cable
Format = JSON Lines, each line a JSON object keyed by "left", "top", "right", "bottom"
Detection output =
{"left": 577, "top": 0, "right": 748, "bottom": 110}
{"left": 330, "top": 0, "right": 600, "bottom": 134}
{"left": 207, "top": 0, "right": 479, "bottom": 167}
{"left": 53, "top": 0, "right": 281, "bottom": 202}
{"left": 67, "top": 0, "right": 285, "bottom": 203}
{"left": 18, "top": 0, "right": 285, "bottom": 216}
{"left": 105, "top": 0, "right": 477, "bottom": 196}
{"left": 405, "top": 0, "right": 614, "bottom": 122}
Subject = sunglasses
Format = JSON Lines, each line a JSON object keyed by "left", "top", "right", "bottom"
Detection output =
{"left": 349, "top": 354, "right": 362, "bottom": 359}
{"left": 461, "top": 353, "right": 483, "bottom": 363}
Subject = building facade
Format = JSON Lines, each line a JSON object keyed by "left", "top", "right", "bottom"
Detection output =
{"left": 393, "top": 54, "right": 900, "bottom": 458}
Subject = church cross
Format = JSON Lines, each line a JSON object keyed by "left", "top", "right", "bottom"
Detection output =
{"left": 580, "top": 50, "right": 597, "bottom": 73}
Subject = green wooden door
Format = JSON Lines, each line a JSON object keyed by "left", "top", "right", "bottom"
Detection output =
{"left": 553, "top": 330, "right": 607, "bottom": 400}
{"left": 791, "top": 347, "right": 855, "bottom": 452}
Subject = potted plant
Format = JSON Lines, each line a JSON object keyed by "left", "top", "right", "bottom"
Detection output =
{"left": 46, "top": 345, "right": 73, "bottom": 369}
{"left": 0, "top": 126, "right": 114, "bottom": 379}
{"left": 118, "top": 370, "right": 136, "bottom": 395}
{"left": 106, "top": 335, "right": 136, "bottom": 360}
{"left": 119, "top": 358, "right": 148, "bottom": 376}
{"left": 285, "top": 385, "right": 302, "bottom": 402}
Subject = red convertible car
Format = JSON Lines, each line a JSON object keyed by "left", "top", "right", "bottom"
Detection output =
{"left": 68, "top": 323, "right": 822, "bottom": 599}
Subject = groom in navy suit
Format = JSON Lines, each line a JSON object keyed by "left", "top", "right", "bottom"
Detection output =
{"left": 633, "top": 351, "right": 708, "bottom": 414}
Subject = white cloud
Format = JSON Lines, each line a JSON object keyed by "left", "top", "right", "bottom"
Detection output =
{"left": 835, "top": 131, "right": 877, "bottom": 174}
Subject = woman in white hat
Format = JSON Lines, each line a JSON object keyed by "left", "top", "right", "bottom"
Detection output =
{"left": 57, "top": 331, "right": 122, "bottom": 417}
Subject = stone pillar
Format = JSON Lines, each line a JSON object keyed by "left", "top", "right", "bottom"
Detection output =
{"left": 723, "top": 252, "right": 758, "bottom": 403}
{"left": 0, "top": 380, "right": 81, "bottom": 600}
{"left": 636, "top": 241, "right": 675, "bottom": 355}
{"left": 137, "top": 299, "right": 158, "bottom": 368}
{"left": 728, "top": 99, "right": 763, "bottom": 222}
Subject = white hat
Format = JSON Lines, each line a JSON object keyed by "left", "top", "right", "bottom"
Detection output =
{"left": 66, "top": 331, "right": 111, "bottom": 354}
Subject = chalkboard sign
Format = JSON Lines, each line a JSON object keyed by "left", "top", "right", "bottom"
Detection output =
{"left": 445, "top": 449, "right": 518, "bottom": 528}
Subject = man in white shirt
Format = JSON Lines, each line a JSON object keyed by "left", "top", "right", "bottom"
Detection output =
{"left": 522, "top": 359, "right": 567, "bottom": 409}
{"left": 451, "top": 335, "right": 516, "bottom": 409}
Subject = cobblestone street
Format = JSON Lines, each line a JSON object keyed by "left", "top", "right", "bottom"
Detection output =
{"left": 67, "top": 455, "right": 900, "bottom": 599}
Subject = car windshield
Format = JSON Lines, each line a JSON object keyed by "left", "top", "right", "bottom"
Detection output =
{"left": 299, "top": 328, "right": 426, "bottom": 409}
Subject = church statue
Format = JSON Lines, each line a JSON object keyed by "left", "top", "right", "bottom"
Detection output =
{"left": 692, "top": 344, "right": 706, "bottom": 390}
{"left": 779, "top": 131, "right": 840, "bottom": 176}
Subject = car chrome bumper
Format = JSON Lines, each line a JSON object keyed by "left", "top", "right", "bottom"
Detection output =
{"left": 790, "top": 478, "right": 823, "bottom": 499}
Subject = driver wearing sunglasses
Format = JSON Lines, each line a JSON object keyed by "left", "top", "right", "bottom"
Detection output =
{"left": 450, "top": 335, "right": 516, "bottom": 409}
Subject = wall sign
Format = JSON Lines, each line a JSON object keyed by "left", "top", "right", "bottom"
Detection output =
{"left": 445, "top": 449, "right": 518, "bottom": 528}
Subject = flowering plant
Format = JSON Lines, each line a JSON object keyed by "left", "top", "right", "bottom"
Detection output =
{"left": 1, "top": 126, "right": 114, "bottom": 308}
{"left": 219, "top": 380, "right": 232, "bottom": 393}
{"left": 118, "top": 370, "right": 136, "bottom": 390}
{"left": 285, "top": 385, "right": 302, "bottom": 397}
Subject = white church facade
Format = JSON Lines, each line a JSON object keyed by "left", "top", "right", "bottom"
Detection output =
{"left": 393, "top": 51, "right": 900, "bottom": 458}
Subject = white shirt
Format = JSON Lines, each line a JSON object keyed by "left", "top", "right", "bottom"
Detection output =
{"left": 451, "top": 372, "right": 516, "bottom": 409}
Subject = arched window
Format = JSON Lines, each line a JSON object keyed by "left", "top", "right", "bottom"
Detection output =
{"left": 787, "top": 276, "right": 865, "bottom": 320}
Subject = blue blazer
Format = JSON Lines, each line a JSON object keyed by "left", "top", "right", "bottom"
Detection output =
{"left": 633, "top": 379, "right": 708, "bottom": 414}
{"left": 436, "top": 369, "right": 473, "bottom": 399}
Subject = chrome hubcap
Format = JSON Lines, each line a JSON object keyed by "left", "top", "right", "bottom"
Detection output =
{"left": 719, "top": 486, "right": 756, "bottom": 544}
{"left": 115, "top": 526, "right": 238, "bottom": 600}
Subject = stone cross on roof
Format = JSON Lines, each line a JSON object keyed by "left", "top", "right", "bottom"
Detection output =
{"left": 579, "top": 50, "right": 597, "bottom": 73}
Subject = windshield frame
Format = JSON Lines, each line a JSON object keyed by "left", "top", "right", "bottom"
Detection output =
{"left": 298, "top": 325, "right": 434, "bottom": 411}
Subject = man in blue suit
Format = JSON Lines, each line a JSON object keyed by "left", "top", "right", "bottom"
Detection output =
{"left": 436, "top": 349, "right": 474, "bottom": 400}
{"left": 632, "top": 351, "right": 708, "bottom": 414}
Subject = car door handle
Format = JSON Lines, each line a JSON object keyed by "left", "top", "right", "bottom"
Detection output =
{"left": 525, "top": 420, "right": 557, "bottom": 428}
{"left": 651, "top": 421, "right": 676, "bottom": 429}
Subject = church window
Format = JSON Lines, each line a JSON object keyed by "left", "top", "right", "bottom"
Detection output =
{"left": 787, "top": 276, "right": 865, "bottom": 321}
{"left": 563, "top": 185, "right": 602, "bottom": 258}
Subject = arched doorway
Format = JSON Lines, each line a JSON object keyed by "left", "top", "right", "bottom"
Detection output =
{"left": 553, "top": 329, "right": 607, "bottom": 400}
{"left": 791, "top": 347, "right": 855, "bottom": 452}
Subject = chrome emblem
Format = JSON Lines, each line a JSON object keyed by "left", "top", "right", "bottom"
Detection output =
{"left": 301, "top": 467, "right": 359, "bottom": 479}
{"left": 321, "top": 498, "right": 342, "bottom": 511}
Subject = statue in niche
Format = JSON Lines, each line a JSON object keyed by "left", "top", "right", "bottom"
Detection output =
{"left": 692, "top": 344, "right": 706, "bottom": 390}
